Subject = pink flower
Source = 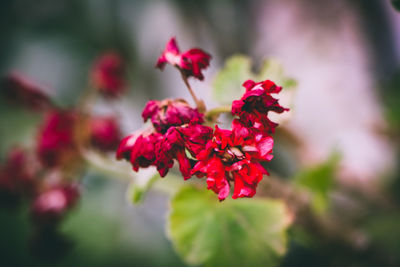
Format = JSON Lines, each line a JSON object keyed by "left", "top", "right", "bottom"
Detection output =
{"left": 142, "top": 99, "right": 204, "bottom": 133}
{"left": 1, "top": 73, "right": 52, "bottom": 111}
{"left": 192, "top": 123, "right": 273, "bottom": 200}
{"left": 36, "top": 110, "right": 78, "bottom": 168}
{"left": 31, "top": 184, "right": 79, "bottom": 225}
{"left": 91, "top": 52, "right": 125, "bottom": 98}
{"left": 89, "top": 116, "right": 121, "bottom": 151}
{"left": 232, "top": 79, "right": 288, "bottom": 133}
{"left": 156, "top": 37, "right": 211, "bottom": 80}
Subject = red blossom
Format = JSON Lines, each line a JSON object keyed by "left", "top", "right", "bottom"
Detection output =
{"left": 192, "top": 123, "right": 273, "bottom": 200}
{"left": 116, "top": 133, "right": 138, "bottom": 161}
{"left": 154, "top": 123, "right": 212, "bottom": 179}
{"left": 0, "top": 148, "right": 38, "bottom": 205}
{"left": 91, "top": 52, "right": 125, "bottom": 98}
{"left": 31, "top": 184, "right": 79, "bottom": 225}
{"left": 89, "top": 116, "right": 121, "bottom": 151}
{"left": 232, "top": 79, "right": 288, "bottom": 133}
{"left": 155, "top": 37, "right": 211, "bottom": 80}
{"left": 177, "top": 122, "right": 213, "bottom": 156}
{"left": 142, "top": 99, "right": 204, "bottom": 133}
{"left": 36, "top": 110, "right": 78, "bottom": 168}
{"left": 129, "top": 132, "right": 163, "bottom": 171}
{"left": 155, "top": 127, "right": 189, "bottom": 178}
{"left": 1, "top": 73, "right": 52, "bottom": 111}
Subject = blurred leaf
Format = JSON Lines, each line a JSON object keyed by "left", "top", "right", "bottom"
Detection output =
{"left": 168, "top": 186, "right": 292, "bottom": 267}
{"left": 126, "top": 171, "right": 159, "bottom": 204}
{"left": 294, "top": 153, "right": 340, "bottom": 213}
{"left": 213, "top": 55, "right": 296, "bottom": 105}
{"left": 213, "top": 55, "right": 252, "bottom": 105}
{"left": 363, "top": 214, "right": 400, "bottom": 260}
{"left": 258, "top": 58, "right": 297, "bottom": 89}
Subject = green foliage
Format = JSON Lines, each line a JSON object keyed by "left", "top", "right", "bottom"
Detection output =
{"left": 126, "top": 172, "right": 159, "bottom": 204}
{"left": 294, "top": 153, "right": 340, "bottom": 213}
{"left": 213, "top": 55, "right": 297, "bottom": 105}
{"left": 363, "top": 214, "right": 400, "bottom": 260}
{"left": 168, "top": 186, "right": 292, "bottom": 267}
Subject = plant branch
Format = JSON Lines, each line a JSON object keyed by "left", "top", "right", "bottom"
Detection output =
{"left": 180, "top": 72, "right": 206, "bottom": 113}
{"left": 205, "top": 105, "right": 232, "bottom": 122}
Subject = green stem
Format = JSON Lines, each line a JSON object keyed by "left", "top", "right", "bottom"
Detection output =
{"left": 180, "top": 72, "right": 206, "bottom": 113}
{"left": 205, "top": 105, "right": 232, "bottom": 122}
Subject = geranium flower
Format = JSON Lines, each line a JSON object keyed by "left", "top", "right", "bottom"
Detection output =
{"left": 89, "top": 116, "right": 121, "bottom": 151}
{"left": 232, "top": 79, "right": 288, "bottom": 133}
{"left": 91, "top": 52, "right": 125, "bottom": 98}
{"left": 36, "top": 110, "right": 78, "bottom": 168}
{"left": 155, "top": 37, "right": 211, "bottom": 80}
{"left": 192, "top": 123, "right": 273, "bottom": 200}
{"left": 129, "top": 132, "right": 163, "bottom": 172}
{"left": 142, "top": 98, "right": 204, "bottom": 133}
{"left": 155, "top": 123, "right": 213, "bottom": 179}
{"left": 0, "top": 147, "right": 38, "bottom": 206}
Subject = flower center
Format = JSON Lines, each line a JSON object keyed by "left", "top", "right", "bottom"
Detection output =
{"left": 221, "top": 146, "right": 245, "bottom": 163}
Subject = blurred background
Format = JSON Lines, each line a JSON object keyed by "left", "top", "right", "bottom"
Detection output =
{"left": 0, "top": 0, "right": 400, "bottom": 266}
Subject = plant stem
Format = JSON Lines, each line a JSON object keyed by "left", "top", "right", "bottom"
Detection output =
{"left": 180, "top": 72, "right": 206, "bottom": 113}
{"left": 205, "top": 105, "right": 232, "bottom": 122}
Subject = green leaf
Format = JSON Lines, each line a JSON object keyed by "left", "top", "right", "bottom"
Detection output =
{"left": 212, "top": 55, "right": 296, "bottom": 105}
{"left": 294, "top": 153, "right": 340, "bottom": 213}
{"left": 258, "top": 58, "right": 297, "bottom": 89}
{"left": 168, "top": 186, "right": 292, "bottom": 267}
{"left": 213, "top": 55, "right": 253, "bottom": 105}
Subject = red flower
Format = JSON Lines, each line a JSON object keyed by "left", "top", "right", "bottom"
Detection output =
{"left": 156, "top": 37, "right": 211, "bottom": 80}
{"left": 155, "top": 127, "right": 190, "bottom": 178}
{"left": 142, "top": 99, "right": 204, "bottom": 133}
{"left": 36, "top": 110, "right": 78, "bottom": 168}
{"left": 192, "top": 123, "right": 273, "bottom": 200}
{"left": 89, "top": 116, "right": 121, "bottom": 151}
{"left": 31, "top": 184, "right": 79, "bottom": 225}
{"left": 1, "top": 73, "right": 52, "bottom": 111}
{"left": 177, "top": 122, "right": 213, "bottom": 156}
{"left": 0, "top": 148, "right": 38, "bottom": 206}
{"left": 232, "top": 79, "right": 288, "bottom": 133}
{"left": 129, "top": 132, "right": 163, "bottom": 171}
{"left": 91, "top": 52, "right": 125, "bottom": 98}
{"left": 116, "top": 133, "right": 138, "bottom": 161}
{"left": 155, "top": 123, "right": 212, "bottom": 179}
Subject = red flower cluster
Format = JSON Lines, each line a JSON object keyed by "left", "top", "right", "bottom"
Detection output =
{"left": 192, "top": 122, "right": 273, "bottom": 200}
{"left": 156, "top": 37, "right": 211, "bottom": 80}
{"left": 117, "top": 38, "right": 288, "bottom": 200}
{"left": 91, "top": 52, "right": 126, "bottom": 98}
{"left": 0, "top": 147, "right": 38, "bottom": 206}
{"left": 118, "top": 86, "right": 287, "bottom": 200}
{"left": 117, "top": 99, "right": 210, "bottom": 179}
{"left": 142, "top": 99, "right": 204, "bottom": 133}
{"left": 232, "top": 79, "right": 289, "bottom": 133}
{"left": 37, "top": 110, "right": 79, "bottom": 168}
